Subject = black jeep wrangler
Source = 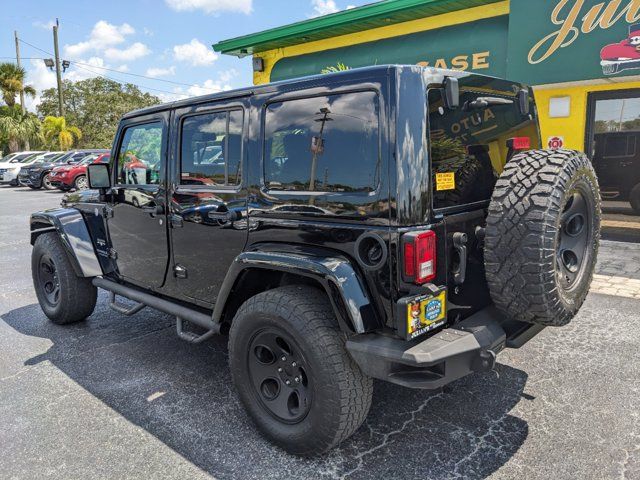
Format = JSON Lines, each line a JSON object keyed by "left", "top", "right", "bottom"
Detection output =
{"left": 29, "top": 66, "right": 601, "bottom": 455}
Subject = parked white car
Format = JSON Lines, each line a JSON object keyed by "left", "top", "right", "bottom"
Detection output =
{"left": 0, "top": 151, "right": 46, "bottom": 186}
{"left": 0, "top": 151, "right": 61, "bottom": 186}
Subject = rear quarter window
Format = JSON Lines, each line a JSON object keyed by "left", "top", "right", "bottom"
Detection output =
{"left": 263, "top": 91, "right": 380, "bottom": 194}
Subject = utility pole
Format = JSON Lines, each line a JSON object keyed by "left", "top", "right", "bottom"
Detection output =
{"left": 14, "top": 31, "right": 25, "bottom": 114}
{"left": 52, "top": 19, "right": 64, "bottom": 117}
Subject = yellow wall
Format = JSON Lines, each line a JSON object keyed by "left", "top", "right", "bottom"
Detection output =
{"left": 535, "top": 81, "right": 640, "bottom": 151}
{"left": 253, "top": 1, "right": 510, "bottom": 85}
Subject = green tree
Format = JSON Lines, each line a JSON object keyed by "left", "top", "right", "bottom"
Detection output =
{"left": 37, "top": 77, "right": 161, "bottom": 149}
{"left": 42, "top": 116, "right": 82, "bottom": 150}
{"left": 0, "top": 62, "right": 36, "bottom": 107}
{"left": 0, "top": 105, "right": 41, "bottom": 152}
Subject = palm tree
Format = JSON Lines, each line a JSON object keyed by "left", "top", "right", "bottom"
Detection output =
{"left": 0, "top": 63, "right": 36, "bottom": 108}
{"left": 0, "top": 105, "right": 41, "bottom": 152}
{"left": 42, "top": 116, "right": 82, "bottom": 150}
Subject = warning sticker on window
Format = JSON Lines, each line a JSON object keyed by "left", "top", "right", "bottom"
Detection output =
{"left": 436, "top": 172, "right": 456, "bottom": 191}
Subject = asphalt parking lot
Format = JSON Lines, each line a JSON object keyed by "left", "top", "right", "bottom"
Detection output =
{"left": 0, "top": 185, "right": 639, "bottom": 480}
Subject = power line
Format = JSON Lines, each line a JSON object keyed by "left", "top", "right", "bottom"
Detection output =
{"left": 71, "top": 62, "right": 179, "bottom": 96}
{"left": 17, "top": 38, "right": 213, "bottom": 90}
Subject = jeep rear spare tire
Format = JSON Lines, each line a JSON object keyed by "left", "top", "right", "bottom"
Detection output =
{"left": 228, "top": 285, "right": 373, "bottom": 455}
{"left": 485, "top": 149, "right": 601, "bottom": 327}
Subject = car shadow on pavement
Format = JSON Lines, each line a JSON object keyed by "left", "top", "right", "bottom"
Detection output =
{"left": 2, "top": 300, "right": 529, "bottom": 480}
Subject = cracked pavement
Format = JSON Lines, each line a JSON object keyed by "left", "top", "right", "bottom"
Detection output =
{"left": 0, "top": 186, "right": 639, "bottom": 480}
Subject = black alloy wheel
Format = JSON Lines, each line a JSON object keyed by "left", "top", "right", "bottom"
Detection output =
{"left": 36, "top": 254, "right": 60, "bottom": 307}
{"left": 557, "top": 189, "right": 592, "bottom": 292}
{"left": 248, "top": 328, "right": 312, "bottom": 424}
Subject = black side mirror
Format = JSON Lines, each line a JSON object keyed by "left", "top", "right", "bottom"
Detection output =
{"left": 517, "top": 89, "right": 531, "bottom": 116}
{"left": 443, "top": 77, "right": 460, "bottom": 110}
{"left": 87, "top": 163, "right": 111, "bottom": 190}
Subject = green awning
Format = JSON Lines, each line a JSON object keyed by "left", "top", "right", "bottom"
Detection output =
{"left": 213, "top": 0, "right": 503, "bottom": 57}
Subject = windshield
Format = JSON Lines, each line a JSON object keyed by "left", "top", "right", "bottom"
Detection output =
{"left": 2, "top": 153, "right": 19, "bottom": 163}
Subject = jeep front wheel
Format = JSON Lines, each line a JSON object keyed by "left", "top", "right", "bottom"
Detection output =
{"left": 485, "top": 149, "right": 601, "bottom": 327}
{"left": 32, "top": 233, "right": 98, "bottom": 324}
{"left": 228, "top": 285, "right": 373, "bottom": 455}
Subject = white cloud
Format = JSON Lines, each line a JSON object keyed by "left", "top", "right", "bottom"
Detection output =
{"left": 346, "top": 4, "right": 356, "bottom": 9}
{"left": 186, "top": 78, "right": 232, "bottom": 96}
{"left": 165, "top": 0, "right": 252, "bottom": 14}
{"left": 24, "top": 59, "right": 57, "bottom": 111}
{"left": 310, "top": 0, "right": 339, "bottom": 17}
{"left": 173, "top": 39, "right": 218, "bottom": 66}
{"left": 104, "top": 42, "right": 151, "bottom": 62}
{"left": 146, "top": 66, "right": 176, "bottom": 77}
{"left": 32, "top": 19, "right": 56, "bottom": 30}
{"left": 64, "top": 20, "right": 135, "bottom": 57}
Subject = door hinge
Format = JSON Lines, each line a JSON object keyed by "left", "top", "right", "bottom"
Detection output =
{"left": 174, "top": 265, "right": 188, "bottom": 279}
{"left": 108, "top": 247, "right": 118, "bottom": 260}
{"left": 103, "top": 206, "right": 114, "bottom": 219}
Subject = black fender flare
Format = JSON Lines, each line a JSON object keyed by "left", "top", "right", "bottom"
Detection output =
{"left": 212, "top": 250, "right": 380, "bottom": 334}
{"left": 30, "top": 209, "right": 103, "bottom": 278}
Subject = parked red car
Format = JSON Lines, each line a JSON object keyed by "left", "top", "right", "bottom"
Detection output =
{"left": 49, "top": 153, "right": 111, "bottom": 191}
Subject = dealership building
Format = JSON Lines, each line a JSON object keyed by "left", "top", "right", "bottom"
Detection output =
{"left": 214, "top": 0, "right": 640, "bottom": 217}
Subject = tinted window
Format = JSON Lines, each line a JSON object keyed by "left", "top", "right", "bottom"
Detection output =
{"left": 604, "top": 135, "right": 636, "bottom": 157}
{"left": 264, "top": 91, "right": 379, "bottom": 193}
{"left": 180, "top": 110, "right": 242, "bottom": 186}
{"left": 428, "top": 86, "right": 539, "bottom": 209}
{"left": 117, "top": 122, "right": 163, "bottom": 185}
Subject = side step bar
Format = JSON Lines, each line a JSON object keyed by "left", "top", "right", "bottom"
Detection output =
{"left": 92, "top": 277, "right": 221, "bottom": 342}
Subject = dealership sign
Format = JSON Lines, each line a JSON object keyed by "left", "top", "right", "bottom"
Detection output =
{"left": 270, "top": 16, "right": 508, "bottom": 82}
{"left": 508, "top": 0, "right": 640, "bottom": 84}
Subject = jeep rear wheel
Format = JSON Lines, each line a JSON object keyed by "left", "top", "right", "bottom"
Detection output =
{"left": 485, "top": 150, "right": 601, "bottom": 327}
{"left": 32, "top": 233, "right": 97, "bottom": 324}
{"left": 228, "top": 285, "right": 372, "bottom": 455}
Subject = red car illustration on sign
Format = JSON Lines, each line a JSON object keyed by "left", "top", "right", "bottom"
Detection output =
{"left": 601, "top": 24, "right": 640, "bottom": 75}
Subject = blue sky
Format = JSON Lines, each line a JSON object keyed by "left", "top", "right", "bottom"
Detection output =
{"left": 3, "top": 0, "right": 372, "bottom": 111}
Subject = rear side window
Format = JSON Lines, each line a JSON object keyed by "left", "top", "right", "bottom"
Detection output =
{"left": 264, "top": 91, "right": 380, "bottom": 193}
{"left": 180, "top": 110, "right": 243, "bottom": 186}
{"left": 116, "top": 122, "right": 163, "bottom": 185}
{"left": 428, "top": 86, "right": 540, "bottom": 209}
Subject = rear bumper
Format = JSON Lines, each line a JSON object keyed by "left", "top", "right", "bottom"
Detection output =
{"left": 346, "top": 307, "right": 543, "bottom": 390}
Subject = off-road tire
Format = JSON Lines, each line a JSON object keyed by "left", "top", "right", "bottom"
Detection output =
{"left": 630, "top": 183, "right": 640, "bottom": 214}
{"left": 28, "top": 185, "right": 39, "bottom": 190}
{"left": 433, "top": 156, "right": 496, "bottom": 207}
{"left": 32, "top": 233, "right": 97, "bottom": 324}
{"left": 485, "top": 149, "right": 601, "bottom": 327}
{"left": 228, "top": 285, "right": 373, "bottom": 455}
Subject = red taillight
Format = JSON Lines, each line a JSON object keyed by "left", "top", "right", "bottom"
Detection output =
{"left": 403, "top": 231, "right": 436, "bottom": 284}
{"left": 507, "top": 137, "right": 531, "bottom": 150}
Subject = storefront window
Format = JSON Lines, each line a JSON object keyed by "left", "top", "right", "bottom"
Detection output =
{"left": 588, "top": 91, "right": 640, "bottom": 242}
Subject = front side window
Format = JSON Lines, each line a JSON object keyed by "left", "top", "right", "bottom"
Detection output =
{"left": 428, "top": 86, "right": 539, "bottom": 209}
{"left": 180, "top": 110, "right": 243, "bottom": 186}
{"left": 117, "top": 122, "right": 163, "bottom": 185}
{"left": 264, "top": 91, "right": 380, "bottom": 193}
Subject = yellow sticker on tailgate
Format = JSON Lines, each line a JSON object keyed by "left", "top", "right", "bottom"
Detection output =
{"left": 436, "top": 172, "right": 456, "bottom": 191}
